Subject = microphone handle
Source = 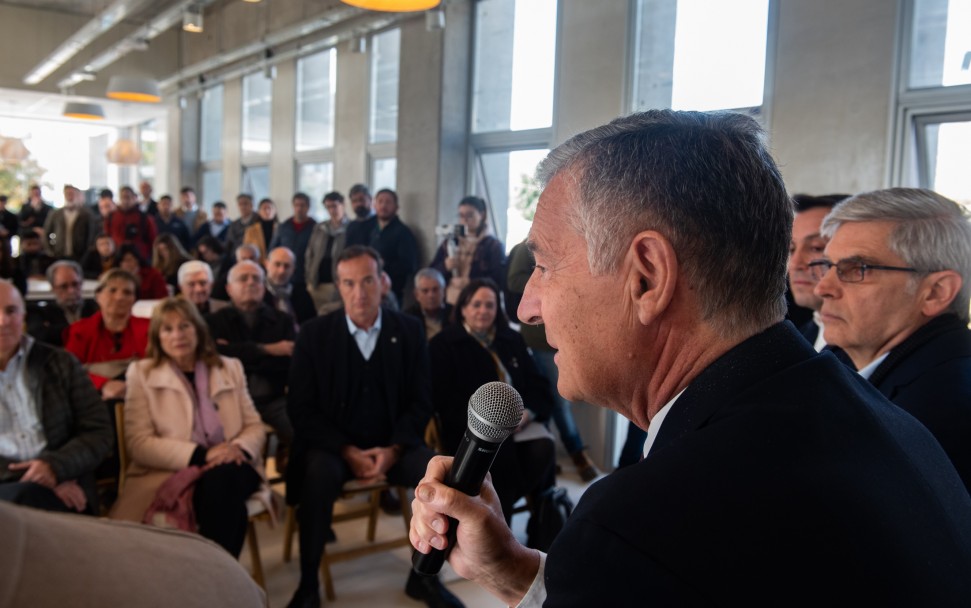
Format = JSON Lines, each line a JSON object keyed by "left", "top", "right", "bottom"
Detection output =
{"left": 411, "top": 432, "right": 502, "bottom": 575}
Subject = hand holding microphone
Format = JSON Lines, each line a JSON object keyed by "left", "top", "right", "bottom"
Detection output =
{"left": 411, "top": 381, "right": 524, "bottom": 575}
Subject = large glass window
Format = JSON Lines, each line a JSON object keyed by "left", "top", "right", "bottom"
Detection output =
{"left": 242, "top": 72, "right": 272, "bottom": 155}
{"left": 297, "top": 49, "right": 337, "bottom": 152}
{"left": 202, "top": 169, "right": 223, "bottom": 208}
{"left": 200, "top": 84, "right": 224, "bottom": 162}
{"left": 369, "top": 28, "right": 400, "bottom": 144}
{"left": 241, "top": 165, "right": 270, "bottom": 203}
{"left": 297, "top": 161, "right": 334, "bottom": 221}
{"left": 370, "top": 157, "right": 397, "bottom": 191}
{"left": 631, "top": 0, "right": 770, "bottom": 112}
{"left": 908, "top": 0, "right": 971, "bottom": 89}
{"left": 471, "top": 0, "right": 557, "bottom": 133}
{"left": 137, "top": 119, "right": 157, "bottom": 184}
{"left": 472, "top": 149, "right": 547, "bottom": 252}
{"left": 914, "top": 114, "right": 971, "bottom": 204}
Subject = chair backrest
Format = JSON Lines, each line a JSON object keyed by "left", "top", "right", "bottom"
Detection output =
{"left": 115, "top": 401, "right": 128, "bottom": 491}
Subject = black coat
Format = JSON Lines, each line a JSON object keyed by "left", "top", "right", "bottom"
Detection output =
{"left": 26, "top": 300, "right": 99, "bottom": 346}
{"left": 868, "top": 313, "right": 971, "bottom": 494}
{"left": 545, "top": 322, "right": 971, "bottom": 606}
{"left": 286, "top": 308, "right": 432, "bottom": 504}
{"left": 345, "top": 216, "right": 419, "bottom": 303}
{"left": 205, "top": 304, "right": 295, "bottom": 395}
{"left": 429, "top": 323, "right": 553, "bottom": 453}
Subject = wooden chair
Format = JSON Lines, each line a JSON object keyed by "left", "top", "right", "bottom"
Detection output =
{"left": 282, "top": 478, "right": 413, "bottom": 601}
{"left": 114, "top": 401, "right": 271, "bottom": 589}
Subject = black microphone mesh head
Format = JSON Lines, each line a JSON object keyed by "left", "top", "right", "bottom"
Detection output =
{"left": 467, "top": 381, "right": 525, "bottom": 443}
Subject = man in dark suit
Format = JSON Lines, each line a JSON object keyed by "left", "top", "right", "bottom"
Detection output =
{"left": 345, "top": 189, "right": 419, "bottom": 304}
{"left": 0, "top": 280, "right": 113, "bottom": 514}
{"left": 404, "top": 267, "right": 453, "bottom": 341}
{"left": 26, "top": 260, "right": 98, "bottom": 346}
{"left": 813, "top": 187, "right": 971, "bottom": 493}
{"left": 264, "top": 246, "right": 316, "bottom": 326}
{"left": 409, "top": 111, "right": 971, "bottom": 606}
{"left": 285, "top": 246, "right": 460, "bottom": 608}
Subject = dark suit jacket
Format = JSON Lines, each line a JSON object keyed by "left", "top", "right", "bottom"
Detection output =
{"left": 0, "top": 341, "right": 113, "bottom": 511}
{"left": 263, "top": 284, "right": 316, "bottom": 326}
{"left": 286, "top": 308, "right": 432, "bottom": 503}
{"left": 26, "top": 299, "right": 99, "bottom": 346}
{"left": 867, "top": 314, "right": 971, "bottom": 494}
{"left": 205, "top": 304, "right": 295, "bottom": 395}
{"left": 345, "top": 216, "right": 419, "bottom": 303}
{"left": 429, "top": 324, "right": 553, "bottom": 453}
{"left": 43, "top": 207, "right": 100, "bottom": 260}
{"left": 545, "top": 322, "right": 971, "bottom": 606}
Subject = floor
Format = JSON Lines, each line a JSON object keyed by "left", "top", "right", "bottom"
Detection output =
{"left": 242, "top": 452, "right": 598, "bottom": 608}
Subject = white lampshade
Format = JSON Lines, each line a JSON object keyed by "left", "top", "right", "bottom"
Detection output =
{"left": 106, "top": 139, "right": 142, "bottom": 164}
{"left": 0, "top": 137, "right": 30, "bottom": 163}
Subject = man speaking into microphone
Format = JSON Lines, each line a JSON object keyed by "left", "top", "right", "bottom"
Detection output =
{"left": 409, "top": 110, "right": 971, "bottom": 606}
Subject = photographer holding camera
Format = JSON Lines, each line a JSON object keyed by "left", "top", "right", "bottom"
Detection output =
{"left": 103, "top": 185, "right": 157, "bottom": 263}
{"left": 430, "top": 196, "right": 506, "bottom": 306}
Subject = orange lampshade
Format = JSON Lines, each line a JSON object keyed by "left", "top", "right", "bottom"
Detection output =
{"left": 63, "top": 102, "right": 105, "bottom": 120}
{"left": 106, "top": 76, "right": 161, "bottom": 103}
{"left": 340, "top": 0, "right": 440, "bottom": 12}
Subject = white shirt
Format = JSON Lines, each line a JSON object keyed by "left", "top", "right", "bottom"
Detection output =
{"left": 517, "top": 389, "right": 685, "bottom": 607}
{"left": 345, "top": 309, "right": 383, "bottom": 360}
{"left": 811, "top": 311, "right": 828, "bottom": 352}
{"left": 857, "top": 352, "right": 890, "bottom": 380}
{"left": 0, "top": 336, "right": 47, "bottom": 462}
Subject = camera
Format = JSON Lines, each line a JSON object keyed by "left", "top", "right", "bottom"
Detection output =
{"left": 435, "top": 224, "right": 466, "bottom": 241}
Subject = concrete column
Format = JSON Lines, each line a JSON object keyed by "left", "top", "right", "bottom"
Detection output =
{"left": 270, "top": 58, "right": 297, "bottom": 217}
{"left": 334, "top": 44, "right": 369, "bottom": 192}
{"left": 222, "top": 77, "right": 243, "bottom": 214}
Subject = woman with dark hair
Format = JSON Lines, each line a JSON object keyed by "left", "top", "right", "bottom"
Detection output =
{"left": 430, "top": 196, "right": 507, "bottom": 305}
{"left": 428, "top": 278, "right": 557, "bottom": 530}
{"left": 152, "top": 233, "right": 191, "bottom": 288}
{"left": 117, "top": 244, "right": 168, "bottom": 299}
{"left": 110, "top": 297, "right": 265, "bottom": 557}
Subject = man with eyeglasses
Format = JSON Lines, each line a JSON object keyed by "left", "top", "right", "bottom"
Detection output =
{"left": 27, "top": 261, "right": 97, "bottom": 346}
{"left": 812, "top": 187, "right": 971, "bottom": 493}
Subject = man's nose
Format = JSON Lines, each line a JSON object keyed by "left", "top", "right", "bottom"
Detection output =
{"left": 519, "top": 274, "right": 542, "bottom": 325}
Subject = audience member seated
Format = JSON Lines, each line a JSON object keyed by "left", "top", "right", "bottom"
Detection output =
{"left": 429, "top": 278, "right": 556, "bottom": 526}
{"left": 304, "top": 191, "right": 350, "bottom": 315}
{"left": 17, "top": 230, "right": 54, "bottom": 278}
{"left": 285, "top": 245, "right": 460, "bottom": 608}
{"left": 265, "top": 246, "right": 316, "bottom": 326}
{"left": 193, "top": 200, "right": 231, "bottom": 245}
{"left": 244, "top": 198, "right": 279, "bottom": 261}
{"left": 153, "top": 194, "right": 191, "bottom": 250}
{"left": 787, "top": 193, "right": 850, "bottom": 349}
{"left": 206, "top": 260, "right": 294, "bottom": 466}
{"left": 152, "top": 232, "right": 191, "bottom": 289}
{"left": 110, "top": 297, "right": 265, "bottom": 557}
{"left": 0, "top": 238, "right": 26, "bottom": 295}
{"left": 178, "top": 260, "right": 228, "bottom": 315}
{"left": 212, "top": 243, "right": 259, "bottom": 302}
{"left": 118, "top": 244, "right": 169, "bottom": 300}
{"left": 27, "top": 260, "right": 98, "bottom": 346}
{"left": 0, "top": 281, "right": 112, "bottom": 514}
{"left": 80, "top": 234, "right": 118, "bottom": 280}
{"left": 405, "top": 267, "right": 453, "bottom": 341}
{"left": 17, "top": 184, "right": 52, "bottom": 238}
{"left": 64, "top": 269, "right": 149, "bottom": 401}
{"left": 430, "top": 195, "right": 507, "bottom": 305}
{"left": 813, "top": 188, "right": 971, "bottom": 493}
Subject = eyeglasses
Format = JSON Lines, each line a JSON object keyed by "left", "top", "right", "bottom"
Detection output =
{"left": 807, "top": 259, "right": 920, "bottom": 283}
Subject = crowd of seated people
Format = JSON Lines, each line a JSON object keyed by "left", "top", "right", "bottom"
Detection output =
{"left": 2, "top": 178, "right": 970, "bottom": 608}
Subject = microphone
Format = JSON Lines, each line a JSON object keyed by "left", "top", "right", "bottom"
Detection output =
{"left": 412, "top": 381, "right": 524, "bottom": 575}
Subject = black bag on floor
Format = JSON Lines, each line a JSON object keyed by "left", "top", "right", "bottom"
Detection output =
{"left": 526, "top": 486, "right": 574, "bottom": 552}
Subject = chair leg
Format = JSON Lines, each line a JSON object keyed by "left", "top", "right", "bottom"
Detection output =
{"left": 283, "top": 505, "right": 297, "bottom": 563}
{"left": 246, "top": 519, "right": 265, "bottom": 590}
{"left": 399, "top": 486, "right": 413, "bottom": 527}
{"left": 320, "top": 547, "right": 336, "bottom": 602}
{"left": 366, "top": 489, "right": 380, "bottom": 542}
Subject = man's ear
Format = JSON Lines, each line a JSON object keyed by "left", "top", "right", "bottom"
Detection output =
{"left": 627, "top": 231, "right": 677, "bottom": 326}
{"left": 919, "top": 270, "right": 962, "bottom": 318}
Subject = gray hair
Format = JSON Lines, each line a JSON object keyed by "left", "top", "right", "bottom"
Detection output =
{"left": 46, "top": 260, "right": 83, "bottom": 284}
{"left": 228, "top": 260, "right": 265, "bottom": 284}
{"left": 235, "top": 243, "right": 261, "bottom": 262}
{"left": 536, "top": 110, "right": 792, "bottom": 338}
{"left": 177, "top": 260, "right": 213, "bottom": 286}
{"left": 821, "top": 187, "right": 971, "bottom": 322}
{"left": 415, "top": 267, "right": 446, "bottom": 289}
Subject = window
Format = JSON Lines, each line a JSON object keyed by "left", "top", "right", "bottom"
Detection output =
{"left": 893, "top": 0, "right": 971, "bottom": 205}
{"left": 471, "top": 0, "right": 557, "bottom": 133}
{"left": 472, "top": 148, "right": 547, "bottom": 252}
{"left": 137, "top": 119, "right": 157, "bottom": 184}
{"left": 202, "top": 169, "right": 223, "bottom": 209}
{"left": 297, "top": 161, "right": 334, "bottom": 220}
{"left": 242, "top": 72, "right": 272, "bottom": 156}
{"left": 296, "top": 49, "right": 337, "bottom": 152}
{"left": 241, "top": 165, "right": 270, "bottom": 203}
{"left": 200, "top": 85, "right": 224, "bottom": 162}
{"left": 369, "top": 28, "right": 400, "bottom": 144}
{"left": 370, "top": 157, "right": 397, "bottom": 191}
{"left": 631, "top": 0, "right": 770, "bottom": 112}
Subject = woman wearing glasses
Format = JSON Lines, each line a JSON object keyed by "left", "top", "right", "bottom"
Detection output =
{"left": 430, "top": 196, "right": 507, "bottom": 305}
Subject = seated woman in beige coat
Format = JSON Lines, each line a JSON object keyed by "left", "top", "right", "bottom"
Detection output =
{"left": 111, "top": 297, "right": 265, "bottom": 557}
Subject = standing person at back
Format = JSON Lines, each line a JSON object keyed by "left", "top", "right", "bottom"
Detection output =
{"left": 103, "top": 185, "right": 157, "bottom": 262}
{"left": 224, "top": 193, "right": 258, "bottom": 255}
{"left": 431, "top": 196, "right": 506, "bottom": 305}
{"left": 44, "top": 185, "right": 99, "bottom": 261}
{"left": 345, "top": 189, "right": 418, "bottom": 304}
{"left": 305, "top": 191, "right": 350, "bottom": 315}
{"left": 410, "top": 110, "right": 971, "bottom": 606}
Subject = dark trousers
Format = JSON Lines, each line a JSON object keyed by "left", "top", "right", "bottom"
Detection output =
{"left": 490, "top": 436, "right": 557, "bottom": 523}
{"left": 0, "top": 482, "right": 71, "bottom": 513}
{"left": 193, "top": 463, "right": 261, "bottom": 558}
{"left": 295, "top": 445, "right": 435, "bottom": 589}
